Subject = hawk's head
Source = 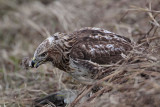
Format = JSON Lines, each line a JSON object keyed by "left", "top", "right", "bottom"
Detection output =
{"left": 30, "top": 33, "right": 64, "bottom": 68}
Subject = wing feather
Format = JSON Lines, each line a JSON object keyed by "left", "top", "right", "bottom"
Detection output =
{"left": 69, "top": 27, "right": 132, "bottom": 64}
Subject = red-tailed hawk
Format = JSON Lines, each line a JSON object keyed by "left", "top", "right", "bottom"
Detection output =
{"left": 30, "top": 27, "right": 132, "bottom": 84}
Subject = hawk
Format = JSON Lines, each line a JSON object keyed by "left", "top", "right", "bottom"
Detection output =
{"left": 30, "top": 27, "right": 132, "bottom": 84}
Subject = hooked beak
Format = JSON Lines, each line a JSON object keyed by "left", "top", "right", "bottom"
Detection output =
{"left": 30, "top": 60, "right": 36, "bottom": 68}
{"left": 29, "top": 57, "right": 44, "bottom": 68}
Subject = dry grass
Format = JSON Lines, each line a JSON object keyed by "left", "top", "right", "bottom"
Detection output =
{"left": 0, "top": 0, "right": 160, "bottom": 107}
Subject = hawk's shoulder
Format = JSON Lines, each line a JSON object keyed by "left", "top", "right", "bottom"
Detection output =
{"left": 69, "top": 27, "right": 131, "bottom": 43}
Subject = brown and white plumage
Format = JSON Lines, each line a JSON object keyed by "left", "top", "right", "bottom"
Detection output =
{"left": 30, "top": 27, "right": 132, "bottom": 84}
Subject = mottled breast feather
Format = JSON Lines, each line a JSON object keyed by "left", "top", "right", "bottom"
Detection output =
{"left": 69, "top": 27, "right": 132, "bottom": 64}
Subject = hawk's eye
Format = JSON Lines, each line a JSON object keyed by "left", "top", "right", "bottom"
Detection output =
{"left": 41, "top": 52, "right": 47, "bottom": 57}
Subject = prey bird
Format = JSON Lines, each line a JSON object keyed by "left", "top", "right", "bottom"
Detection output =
{"left": 30, "top": 27, "right": 132, "bottom": 84}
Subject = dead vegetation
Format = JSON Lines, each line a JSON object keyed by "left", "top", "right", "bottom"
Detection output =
{"left": 0, "top": 0, "right": 160, "bottom": 107}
